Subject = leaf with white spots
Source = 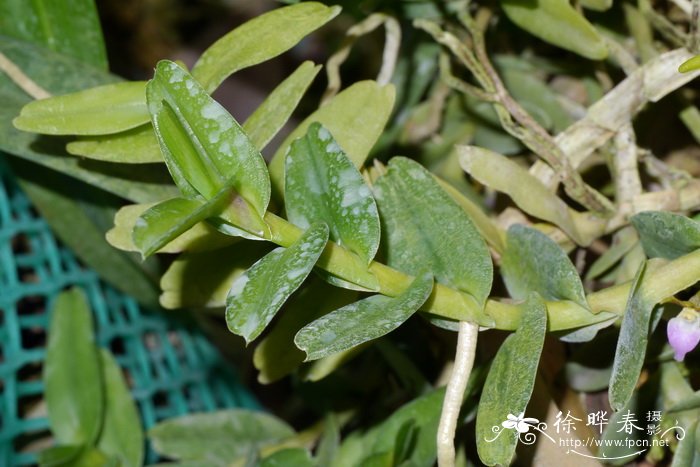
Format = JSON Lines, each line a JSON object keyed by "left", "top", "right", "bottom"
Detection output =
{"left": 373, "top": 157, "right": 493, "bottom": 309}
{"left": 147, "top": 60, "right": 270, "bottom": 216}
{"left": 501, "top": 224, "right": 589, "bottom": 309}
{"left": 285, "top": 122, "right": 380, "bottom": 264}
{"left": 226, "top": 223, "right": 329, "bottom": 343}
{"left": 295, "top": 274, "right": 433, "bottom": 361}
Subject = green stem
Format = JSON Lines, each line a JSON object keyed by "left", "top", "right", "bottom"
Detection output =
{"left": 262, "top": 212, "right": 700, "bottom": 332}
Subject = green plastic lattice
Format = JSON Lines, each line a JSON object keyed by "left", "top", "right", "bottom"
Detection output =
{"left": 0, "top": 157, "right": 258, "bottom": 466}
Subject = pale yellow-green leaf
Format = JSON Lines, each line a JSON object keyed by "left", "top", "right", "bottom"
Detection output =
{"left": 269, "top": 81, "right": 395, "bottom": 199}
{"left": 107, "top": 203, "right": 236, "bottom": 254}
{"left": 67, "top": 125, "right": 162, "bottom": 164}
{"left": 458, "top": 146, "right": 605, "bottom": 246}
{"left": 13, "top": 81, "right": 148, "bottom": 135}
{"left": 501, "top": 0, "right": 608, "bottom": 60}
{"left": 192, "top": 2, "right": 340, "bottom": 92}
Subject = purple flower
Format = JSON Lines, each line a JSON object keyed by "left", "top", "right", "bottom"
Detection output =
{"left": 667, "top": 308, "right": 700, "bottom": 361}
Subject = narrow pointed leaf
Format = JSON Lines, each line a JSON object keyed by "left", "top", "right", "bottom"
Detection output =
{"left": 226, "top": 223, "right": 329, "bottom": 343}
{"left": 295, "top": 273, "right": 433, "bottom": 360}
{"left": 96, "top": 350, "right": 144, "bottom": 467}
{"left": 269, "top": 81, "right": 395, "bottom": 199}
{"left": 631, "top": 211, "right": 700, "bottom": 260}
{"left": 502, "top": 224, "right": 588, "bottom": 309}
{"left": 374, "top": 157, "right": 492, "bottom": 308}
{"left": 147, "top": 60, "right": 270, "bottom": 214}
{"left": 261, "top": 448, "right": 314, "bottom": 467}
{"left": 476, "top": 293, "right": 547, "bottom": 466}
{"left": 67, "top": 124, "right": 162, "bottom": 163}
{"left": 243, "top": 61, "right": 320, "bottom": 151}
{"left": 501, "top": 0, "right": 608, "bottom": 60}
{"left": 149, "top": 410, "right": 295, "bottom": 464}
{"left": 13, "top": 81, "right": 147, "bottom": 135}
{"left": 133, "top": 188, "right": 235, "bottom": 257}
{"left": 458, "top": 146, "right": 605, "bottom": 246}
{"left": 45, "top": 288, "right": 103, "bottom": 446}
{"left": 286, "top": 122, "right": 380, "bottom": 263}
{"left": 191, "top": 2, "right": 340, "bottom": 92}
{"left": 609, "top": 262, "right": 655, "bottom": 411}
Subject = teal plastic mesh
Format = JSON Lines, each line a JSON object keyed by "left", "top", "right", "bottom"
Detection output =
{"left": 0, "top": 158, "right": 258, "bottom": 465}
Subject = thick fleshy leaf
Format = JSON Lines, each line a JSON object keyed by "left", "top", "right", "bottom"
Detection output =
{"left": 253, "top": 280, "right": 356, "bottom": 383}
{"left": 609, "top": 262, "right": 655, "bottom": 411}
{"left": 191, "top": 2, "right": 339, "bottom": 92}
{"left": 226, "top": 223, "right": 329, "bottom": 343}
{"left": 67, "top": 125, "right": 162, "bottom": 164}
{"left": 269, "top": 81, "right": 395, "bottom": 199}
{"left": 44, "top": 288, "right": 103, "bottom": 446}
{"left": 149, "top": 410, "right": 295, "bottom": 464}
{"left": 38, "top": 445, "right": 83, "bottom": 467}
{"left": 160, "top": 243, "right": 270, "bottom": 309}
{"left": 0, "top": 36, "right": 176, "bottom": 203}
{"left": 295, "top": 274, "right": 433, "bottom": 361}
{"left": 0, "top": 0, "right": 107, "bottom": 68}
{"left": 286, "top": 122, "right": 380, "bottom": 263}
{"left": 133, "top": 188, "right": 236, "bottom": 257}
{"left": 631, "top": 211, "right": 700, "bottom": 260}
{"left": 501, "top": 0, "right": 608, "bottom": 60}
{"left": 373, "top": 157, "right": 492, "bottom": 308}
{"left": 96, "top": 350, "right": 144, "bottom": 467}
{"left": 13, "top": 81, "right": 147, "bottom": 135}
{"left": 147, "top": 60, "right": 270, "bottom": 214}
{"left": 243, "top": 61, "right": 320, "bottom": 151}
{"left": 501, "top": 224, "right": 588, "bottom": 309}
{"left": 476, "top": 293, "right": 547, "bottom": 466}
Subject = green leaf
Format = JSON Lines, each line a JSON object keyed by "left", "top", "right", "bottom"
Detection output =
{"left": 476, "top": 293, "right": 547, "bottom": 466}
{"left": 132, "top": 187, "right": 237, "bottom": 257}
{"left": 13, "top": 81, "right": 147, "bottom": 135}
{"left": 459, "top": 145, "right": 605, "bottom": 246}
{"left": 501, "top": 224, "right": 588, "bottom": 309}
{"left": 260, "top": 448, "right": 314, "bottom": 467}
{"left": 66, "top": 125, "right": 162, "bottom": 164}
{"left": 671, "top": 421, "right": 699, "bottom": 467}
{"left": 586, "top": 227, "right": 638, "bottom": 280}
{"left": 160, "top": 243, "right": 270, "bottom": 309}
{"left": 295, "top": 274, "right": 433, "bottom": 360}
{"left": 316, "top": 414, "right": 340, "bottom": 467}
{"left": 333, "top": 389, "right": 445, "bottom": 467}
{"left": 191, "top": 2, "right": 340, "bottom": 92}
{"left": 243, "top": 61, "right": 320, "bottom": 151}
{"left": 12, "top": 160, "right": 160, "bottom": 307}
{"left": 501, "top": 0, "right": 608, "bottom": 60}
{"left": 269, "top": 81, "right": 395, "bottom": 199}
{"left": 679, "top": 55, "right": 700, "bottom": 73}
{"left": 285, "top": 122, "right": 381, "bottom": 264}
{"left": 0, "top": 0, "right": 107, "bottom": 68}
{"left": 253, "top": 280, "right": 356, "bottom": 383}
{"left": 631, "top": 211, "right": 700, "bottom": 260}
{"left": 374, "top": 157, "right": 492, "bottom": 308}
{"left": 147, "top": 60, "right": 270, "bottom": 215}
{"left": 44, "top": 288, "right": 103, "bottom": 446}
{"left": 0, "top": 36, "right": 177, "bottom": 203}
{"left": 148, "top": 410, "right": 295, "bottom": 464}
{"left": 609, "top": 262, "right": 655, "bottom": 411}
{"left": 107, "top": 202, "right": 236, "bottom": 254}
{"left": 226, "top": 223, "right": 329, "bottom": 343}
{"left": 38, "top": 445, "right": 83, "bottom": 467}
{"left": 96, "top": 350, "right": 144, "bottom": 467}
